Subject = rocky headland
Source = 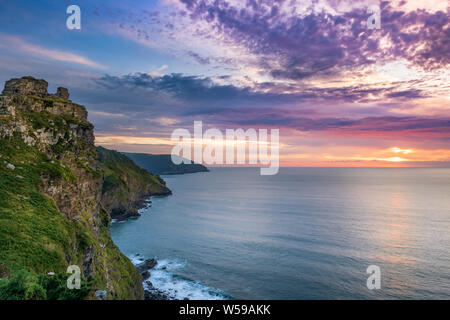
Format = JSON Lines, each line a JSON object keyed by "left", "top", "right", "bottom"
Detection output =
{"left": 97, "top": 146, "right": 171, "bottom": 221}
{"left": 124, "top": 153, "right": 209, "bottom": 175}
{"left": 0, "top": 76, "right": 170, "bottom": 299}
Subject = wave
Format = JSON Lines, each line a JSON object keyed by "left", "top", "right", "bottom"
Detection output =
{"left": 130, "top": 255, "right": 228, "bottom": 300}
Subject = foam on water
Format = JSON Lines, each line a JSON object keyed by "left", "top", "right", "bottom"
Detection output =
{"left": 111, "top": 219, "right": 127, "bottom": 224}
{"left": 131, "top": 255, "right": 227, "bottom": 300}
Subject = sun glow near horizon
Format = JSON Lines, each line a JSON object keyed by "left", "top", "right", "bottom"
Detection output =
{"left": 2, "top": 0, "right": 448, "bottom": 168}
{"left": 95, "top": 132, "right": 450, "bottom": 167}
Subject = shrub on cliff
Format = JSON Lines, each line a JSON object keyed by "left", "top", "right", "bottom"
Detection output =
{"left": 0, "top": 269, "right": 46, "bottom": 300}
{"left": 0, "top": 269, "right": 94, "bottom": 300}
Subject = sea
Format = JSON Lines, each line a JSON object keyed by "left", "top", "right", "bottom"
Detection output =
{"left": 110, "top": 167, "right": 450, "bottom": 300}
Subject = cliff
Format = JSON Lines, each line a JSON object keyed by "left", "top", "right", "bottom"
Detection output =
{"left": 97, "top": 147, "right": 171, "bottom": 221}
{"left": 0, "top": 76, "right": 144, "bottom": 299}
{"left": 124, "top": 153, "right": 209, "bottom": 175}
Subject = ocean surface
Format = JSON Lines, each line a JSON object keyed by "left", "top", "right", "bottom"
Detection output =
{"left": 110, "top": 168, "right": 450, "bottom": 299}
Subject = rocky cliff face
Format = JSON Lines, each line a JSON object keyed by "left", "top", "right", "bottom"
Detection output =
{"left": 0, "top": 77, "right": 144, "bottom": 299}
{"left": 97, "top": 147, "right": 171, "bottom": 221}
{"left": 2, "top": 76, "right": 49, "bottom": 97}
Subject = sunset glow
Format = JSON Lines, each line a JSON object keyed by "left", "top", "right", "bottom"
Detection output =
{"left": 0, "top": 0, "right": 448, "bottom": 167}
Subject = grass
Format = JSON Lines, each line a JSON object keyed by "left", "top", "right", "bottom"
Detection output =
{"left": 21, "top": 110, "right": 92, "bottom": 134}
{"left": 97, "top": 146, "right": 170, "bottom": 199}
{"left": 0, "top": 101, "right": 144, "bottom": 300}
{"left": 0, "top": 137, "right": 80, "bottom": 272}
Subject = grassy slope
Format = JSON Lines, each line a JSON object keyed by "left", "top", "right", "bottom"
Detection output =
{"left": 0, "top": 137, "right": 79, "bottom": 273}
{"left": 0, "top": 99, "right": 143, "bottom": 299}
{"left": 97, "top": 147, "right": 171, "bottom": 216}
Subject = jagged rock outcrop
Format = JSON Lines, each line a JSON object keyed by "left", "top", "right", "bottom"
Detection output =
{"left": 2, "top": 76, "right": 49, "bottom": 97}
{"left": 0, "top": 76, "right": 144, "bottom": 299}
{"left": 55, "top": 87, "right": 69, "bottom": 100}
{"left": 2, "top": 76, "right": 70, "bottom": 101}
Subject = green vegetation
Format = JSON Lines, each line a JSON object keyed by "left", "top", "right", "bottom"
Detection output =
{"left": 124, "top": 152, "right": 209, "bottom": 175}
{"left": 0, "top": 269, "right": 94, "bottom": 300}
{"left": 43, "top": 99, "right": 54, "bottom": 109}
{"left": 97, "top": 146, "right": 170, "bottom": 203}
{"left": 102, "top": 174, "right": 121, "bottom": 193}
{"left": 0, "top": 92, "right": 145, "bottom": 300}
{"left": 0, "top": 135, "right": 99, "bottom": 299}
{"left": 0, "top": 137, "right": 81, "bottom": 272}
{"left": 75, "top": 158, "right": 102, "bottom": 179}
{"left": 30, "top": 95, "right": 69, "bottom": 105}
{"left": 20, "top": 109, "right": 92, "bottom": 136}
{"left": 0, "top": 269, "right": 46, "bottom": 300}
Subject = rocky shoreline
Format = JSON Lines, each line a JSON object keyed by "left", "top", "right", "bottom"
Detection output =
{"left": 109, "top": 189, "right": 173, "bottom": 221}
{"left": 133, "top": 256, "right": 174, "bottom": 300}
{"left": 110, "top": 195, "right": 161, "bottom": 221}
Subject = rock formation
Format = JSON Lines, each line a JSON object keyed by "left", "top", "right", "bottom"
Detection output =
{"left": 2, "top": 76, "right": 49, "bottom": 97}
{"left": 0, "top": 76, "right": 144, "bottom": 299}
{"left": 97, "top": 147, "right": 171, "bottom": 221}
{"left": 55, "top": 87, "right": 70, "bottom": 100}
{"left": 2, "top": 76, "right": 71, "bottom": 101}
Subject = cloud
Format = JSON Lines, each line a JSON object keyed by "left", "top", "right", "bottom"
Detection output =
{"left": 86, "top": 72, "right": 450, "bottom": 142}
{"left": 93, "top": 71, "right": 428, "bottom": 107}
{"left": 93, "top": 72, "right": 258, "bottom": 104}
{"left": 0, "top": 34, "right": 106, "bottom": 69}
{"left": 175, "top": 0, "right": 449, "bottom": 79}
{"left": 187, "top": 51, "right": 211, "bottom": 64}
{"left": 154, "top": 117, "right": 179, "bottom": 126}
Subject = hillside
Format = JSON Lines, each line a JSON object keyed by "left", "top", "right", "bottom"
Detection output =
{"left": 124, "top": 153, "right": 209, "bottom": 175}
{"left": 97, "top": 146, "right": 171, "bottom": 221}
{"left": 0, "top": 76, "right": 144, "bottom": 299}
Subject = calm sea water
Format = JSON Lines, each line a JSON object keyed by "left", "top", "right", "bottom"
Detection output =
{"left": 110, "top": 168, "right": 450, "bottom": 299}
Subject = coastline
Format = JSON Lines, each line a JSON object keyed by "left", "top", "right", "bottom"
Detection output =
{"left": 127, "top": 253, "right": 228, "bottom": 300}
{"left": 109, "top": 194, "right": 172, "bottom": 299}
{"left": 110, "top": 192, "right": 228, "bottom": 301}
{"left": 111, "top": 167, "right": 450, "bottom": 299}
{"left": 131, "top": 255, "right": 172, "bottom": 300}
{"left": 109, "top": 195, "right": 172, "bottom": 300}
{"left": 110, "top": 191, "right": 172, "bottom": 222}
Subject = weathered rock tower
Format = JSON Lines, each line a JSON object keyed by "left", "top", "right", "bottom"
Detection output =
{"left": 2, "top": 76, "right": 70, "bottom": 100}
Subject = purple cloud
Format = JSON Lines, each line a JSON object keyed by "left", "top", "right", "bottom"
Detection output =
{"left": 177, "top": 0, "right": 450, "bottom": 79}
{"left": 83, "top": 72, "right": 448, "bottom": 140}
{"left": 93, "top": 72, "right": 427, "bottom": 110}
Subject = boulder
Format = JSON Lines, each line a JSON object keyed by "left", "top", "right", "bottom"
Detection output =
{"left": 136, "top": 258, "right": 158, "bottom": 272}
{"left": 144, "top": 287, "right": 169, "bottom": 300}
{"left": 141, "top": 270, "right": 151, "bottom": 281}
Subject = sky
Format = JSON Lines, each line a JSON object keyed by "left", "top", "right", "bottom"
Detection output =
{"left": 0, "top": 0, "right": 449, "bottom": 167}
